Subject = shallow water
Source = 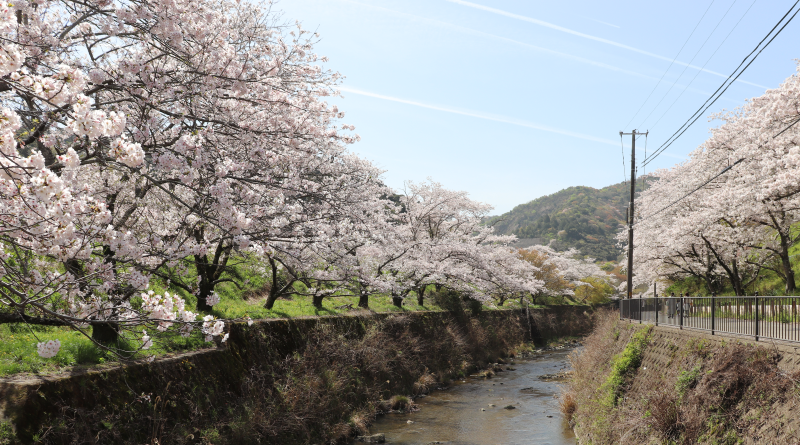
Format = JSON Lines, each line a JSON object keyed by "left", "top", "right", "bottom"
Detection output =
{"left": 355, "top": 349, "right": 578, "bottom": 445}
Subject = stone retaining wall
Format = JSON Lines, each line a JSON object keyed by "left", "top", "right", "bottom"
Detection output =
{"left": 0, "top": 306, "right": 596, "bottom": 444}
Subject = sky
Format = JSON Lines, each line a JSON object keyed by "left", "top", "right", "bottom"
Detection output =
{"left": 275, "top": 0, "right": 800, "bottom": 214}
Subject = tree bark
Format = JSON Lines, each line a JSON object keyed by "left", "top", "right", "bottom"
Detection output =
{"left": 91, "top": 321, "right": 119, "bottom": 345}
{"left": 0, "top": 313, "right": 70, "bottom": 326}
{"left": 263, "top": 257, "right": 281, "bottom": 310}
{"left": 312, "top": 294, "right": 325, "bottom": 308}
{"left": 196, "top": 278, "right": 215, "bottom": 312}
{"left": 358, "top": 293, "right": 369, "bottom": 309}
{"left": 416, "top": 286, "right": 426, "bottom": 306}
{"left": 392, "top": 296, "right": 403, "bottom": 308}
{"left": 703, "top": 236, "right": 748, "bottom": 296}
{"left": 777, "top": 231, "right": 796, "bottom": 293}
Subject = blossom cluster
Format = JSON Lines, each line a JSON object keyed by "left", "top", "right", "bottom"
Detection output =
{"left": 37, "top": 340, "right": 61, "bottom": 359}
{"left": 626, "top": 61, "right": 800, "bottom": 295}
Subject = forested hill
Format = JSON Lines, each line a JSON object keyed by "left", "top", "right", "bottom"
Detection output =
{"left": 488, "top": 181, "right": 648, "bottom": 261}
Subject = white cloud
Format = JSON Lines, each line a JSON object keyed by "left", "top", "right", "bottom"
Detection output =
{"left": 445, "top": 0, "right": 768, "bottom": 90}
{"left": 338, "top": 86, "right": 619, "bottom": 146}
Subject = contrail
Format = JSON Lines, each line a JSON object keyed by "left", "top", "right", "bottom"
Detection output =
{"left": 338, "top": 86, "right": 619, "bottom": 146}
{"left": 445, "top": 0, "right": 769, "bottom": 90}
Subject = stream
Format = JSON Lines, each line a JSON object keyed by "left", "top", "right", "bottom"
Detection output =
{"left": 354, "top": 348, "right": 578, "bottom": 445}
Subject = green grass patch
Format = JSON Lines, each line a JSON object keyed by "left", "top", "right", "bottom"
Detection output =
{"left": 599, "top": 326, "right": 651, "bottom": 407}
{"left": 676, "top": 365, "right": 702, "bottom": 398}
{"left": 0, "top": 324, "right": 102, "bottom": 375}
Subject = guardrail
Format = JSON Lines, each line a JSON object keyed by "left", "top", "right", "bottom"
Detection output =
{"left": 619, "top": 296, "right": 800, "bottom": 343}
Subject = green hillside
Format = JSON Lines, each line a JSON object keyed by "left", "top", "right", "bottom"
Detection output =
{"left": 489, "top": 180, "right": 648, "bottom": 261}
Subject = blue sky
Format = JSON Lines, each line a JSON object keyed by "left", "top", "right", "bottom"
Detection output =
{"left": 276, "top": 0, "right": 800, "bottom": 214}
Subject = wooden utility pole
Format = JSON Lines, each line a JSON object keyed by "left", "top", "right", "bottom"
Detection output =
{"left": 620, "top": 130, "right": 647, "bottom": 299}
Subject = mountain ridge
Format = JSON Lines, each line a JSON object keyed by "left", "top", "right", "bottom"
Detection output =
{"left": 489, "top": 181, "right": 648, "bottom": 261}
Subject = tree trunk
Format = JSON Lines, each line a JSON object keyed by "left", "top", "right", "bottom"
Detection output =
{"left": 264, "top": 293, "right": 277, "bottom": 309}
{"left": 263, "top": 257, "right": 281, "bottom": 309}
{"left": 392, "top": 296, "right": 403, "bottom": 308}
{"left": 312, "top": 294, "right": 325, "bottom": 308}
{"left": 416, "top": 286, "right": 426, "bottom": 306}
{"left": 358, "top": 293, "right": 369, "bottom": 309}
{"left": 92, "top": 321, "right": 119, "bottom": 345}
{"left": 778, "top": 234, "right": 797, "bottom": 294}
{"left": 703, "top": 236, "right": 746, "bottom": 296}
{"left": 196, "top": 279, "right": 214, "bottom": 312}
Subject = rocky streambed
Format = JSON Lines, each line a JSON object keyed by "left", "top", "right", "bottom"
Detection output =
{"left": 352, "top": 344, "right": 579, "bottom": 445}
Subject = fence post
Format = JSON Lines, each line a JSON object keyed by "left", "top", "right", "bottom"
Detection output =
{"left": 711, "top": 297, "right": 715, "bottom": 335}
{"left": 680, "top": 297, "right": 683, "bottom": 330}
{"left": 655, "top": 298, "right": 659, "bottom": 326}
{"left": 755, "top": 295, "right": 759, "bottom": 341}
{"left": 639, "top": 298, "right": 642, "bottom": 324}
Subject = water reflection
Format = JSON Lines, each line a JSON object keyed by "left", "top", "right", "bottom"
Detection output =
{"left": 355, "top": 349, "right": 578, "bottom": 445}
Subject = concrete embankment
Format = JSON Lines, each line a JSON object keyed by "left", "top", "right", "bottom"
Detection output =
{"left": 0, "top": 306, "right": 596, "bottom": 444}
{"left": 565, "top": 311, "right": 800, "bottom": 444}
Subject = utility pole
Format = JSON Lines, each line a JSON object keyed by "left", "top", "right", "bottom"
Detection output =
{"left": 620, "top": 130, "right": 647, "bottom": 299}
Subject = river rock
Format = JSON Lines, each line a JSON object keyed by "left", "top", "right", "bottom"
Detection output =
{"left": 356, "top": 433, "right": 386, "bottom": 443}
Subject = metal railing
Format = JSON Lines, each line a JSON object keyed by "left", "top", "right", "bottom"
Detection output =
{"left": 620, "top": 296, "right": 800, "bottom": 343}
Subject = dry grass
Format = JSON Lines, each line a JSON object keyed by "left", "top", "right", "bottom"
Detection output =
{"left": 348, "top": 411, "right": 372, "bottom": 435}
{"left": 566, "top": 309, "right": 800, "bottom": 445}
{"left": 413, "top": 372, "right": 437, "bottom": 395}
{"left": 559, "top": 390, "right": 577, "bottom": 422}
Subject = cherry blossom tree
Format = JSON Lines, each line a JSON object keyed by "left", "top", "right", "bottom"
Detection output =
{"left": 627, "top": 63, "right": 800, "bottom": 295}
{"left": 0, "top": 0, "right": 366, "bottom": 352}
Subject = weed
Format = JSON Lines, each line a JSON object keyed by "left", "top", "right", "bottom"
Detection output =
{"left": 0, "top": 421, "right": 15, "bottom": 445}
{"left": 599, "top": 326, "right": 651, "bottom": 407}
{"left": 675, "top": 365, "right": 702, "bottom": 398}
{"left": 388, "top": 395, "right": 413, "bottom": 411}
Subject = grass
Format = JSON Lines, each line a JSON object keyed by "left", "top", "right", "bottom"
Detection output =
{"left": 598, "top": 325, "right": 651, "bottom": 407}
{"left": 676, "top": 365, "right": 702, "bottom": 398}
{"left": 1, "top": 291, "right": 566, "bottom": 377}
{"left": 0, "top": 322, "right": 209, "bottom": 377}
{"left": 0, "top": 252, "right": 593, "bottom": 378}
{"left": 208, "top": 293, "right": 447, "bottom": 320}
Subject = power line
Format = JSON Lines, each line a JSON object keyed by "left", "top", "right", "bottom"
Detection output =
{"left": 637, "top": 114, "right": 800, "bottom": 223}
{"left": 641, "top": 0, "right": 800, "bottom": 169}
{"left": 642, "top": 133, "right": 648, "bottom": 193}
{"left": 622, "top": 0, "right": 717, "bottom": 130}
{"left": 642, "top": 0, "right": 758, "bottom": 133}
{"left": 638, "top": 158, "right": 745, "bottom": 222}
{"left": 636, "top": 0, "right": 739, "bottom": 131}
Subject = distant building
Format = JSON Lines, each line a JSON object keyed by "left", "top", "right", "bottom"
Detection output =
{"left": 510, "top": 238, "right": 546, "bottom": 249}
